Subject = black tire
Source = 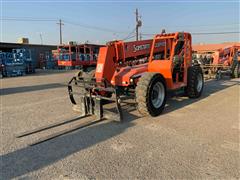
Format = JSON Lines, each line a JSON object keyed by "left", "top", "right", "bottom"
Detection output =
{"left": 215, "top": 70, "right": 222, "bottom": 80}
{"left": 136, "top": 73, "right": 167, "bottom": 117}
{"left": 186, "top": 66, "right": 204, "bottom": 98}
{"left": 232, "top": 62, "right": 240, "bottom": 78}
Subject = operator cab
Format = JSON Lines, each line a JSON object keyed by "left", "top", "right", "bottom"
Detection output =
{"left": 148, "top": 32, "right": 192, "bottom": 89}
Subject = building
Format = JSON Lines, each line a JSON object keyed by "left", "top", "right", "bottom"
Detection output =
{"left": 0, "top": 42, "right": 57, "bottom": 68}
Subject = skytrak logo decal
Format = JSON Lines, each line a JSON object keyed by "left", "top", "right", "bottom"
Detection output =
{"left": 133, "top": 44, "right": 150, "bottom": 52}
{"left": 133, "top": 42, "right": 166, "bottom": 52}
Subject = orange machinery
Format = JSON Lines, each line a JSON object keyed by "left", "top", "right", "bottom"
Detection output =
{"left": 16, "top": 32, "right": 205, "bottom": 145}
{"left": 68, "top": 32, "right": 204, "bottom": 121}
{"left": 57, "top": 43, "right": 103, "bottom": 69}
{"left": 203, "top": 45, "right": 240, "bottom": 78}
{"left": 212, "top": 45, "right": 240, "bottom": 65}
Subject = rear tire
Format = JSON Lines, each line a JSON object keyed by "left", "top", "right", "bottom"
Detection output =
{"left": 136, "top": 73, "right": 167, "bottom": 117}
{"left": 186, "top": 66, "right": 204, "bottom": 98}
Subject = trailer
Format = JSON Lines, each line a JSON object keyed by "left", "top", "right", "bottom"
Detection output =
{"left": 57, "top": 43, "right": 103, "bottom": 70}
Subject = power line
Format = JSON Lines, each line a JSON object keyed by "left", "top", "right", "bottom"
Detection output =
{"left": 1, "top": 16, "right": 239, "bottom": 43}
{"left": 123, "top": 35, "right": 136, "bottom": 41}
{"left": 2, "top": 17, "right": 239, "bottom": 35}
{"left": 64, "top": 20, "right": 128, "bottom": 34}
{"left": 3, "top": 0, "right": 239, "bottom": 3}
{"left": 0, "top": 18, "right": 57, "bottom": 22}
{"left": 1, "top": 17, "right": 131, "bottom": 34}
{"left": 123, "top": 28, "right": 136, "bottom": 40}
{"left": 1, "top": 17, "right": 127, "bottom": 33}
{"left": 2, "top": 18, "right": 238, "bottom": 29}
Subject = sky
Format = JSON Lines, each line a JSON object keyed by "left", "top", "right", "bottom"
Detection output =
{"left": 0, "top": 0, "right": 239, "bottom": 45}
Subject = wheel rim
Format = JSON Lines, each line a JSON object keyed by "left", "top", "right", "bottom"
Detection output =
{"left": 151, "top": 82, "right": 165, "bottom": 108}
{"left": 197, "top": 74, "right": 203, "bottom": 92}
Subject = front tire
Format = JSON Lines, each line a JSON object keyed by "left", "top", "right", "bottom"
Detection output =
{"left": 136, "top": 73, "right": 167, "bottom": 117}
{"left": 186, "top": 66, "right": 204, "bottom": 98}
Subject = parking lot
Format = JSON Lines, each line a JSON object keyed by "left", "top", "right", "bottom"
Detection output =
{"left": 0, "top": 70, "right": 239, "bottom": 179}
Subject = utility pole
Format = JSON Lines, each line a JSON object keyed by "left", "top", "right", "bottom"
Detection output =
{"left": 135, "top": 8, "right": 142, "bottom": 41}
{"left": 39, "top": 33, "right": 43, "bottom": 45}
{"left": 57, "top": 19, "right": 64, "bottom": 44}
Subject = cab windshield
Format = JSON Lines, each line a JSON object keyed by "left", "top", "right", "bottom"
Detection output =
{"left": 152, "top": 40, "right": 170, "bottom": 60}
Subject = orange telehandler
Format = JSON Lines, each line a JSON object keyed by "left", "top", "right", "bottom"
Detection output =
{"left": 213, "top": 45, "right": 240, "bottom": 79}
{"left": 196, "top": 45, "right": 240, "bottom": 79}
{"left": 17, "top": 32, "right": 204, "bottom": 146}
{"left": 68, "top": 32, "right": 204, "bottom": 121}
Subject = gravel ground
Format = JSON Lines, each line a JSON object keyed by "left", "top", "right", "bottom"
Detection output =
{"left": 0, "top": 70, "right": 239, "bottom": 179}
